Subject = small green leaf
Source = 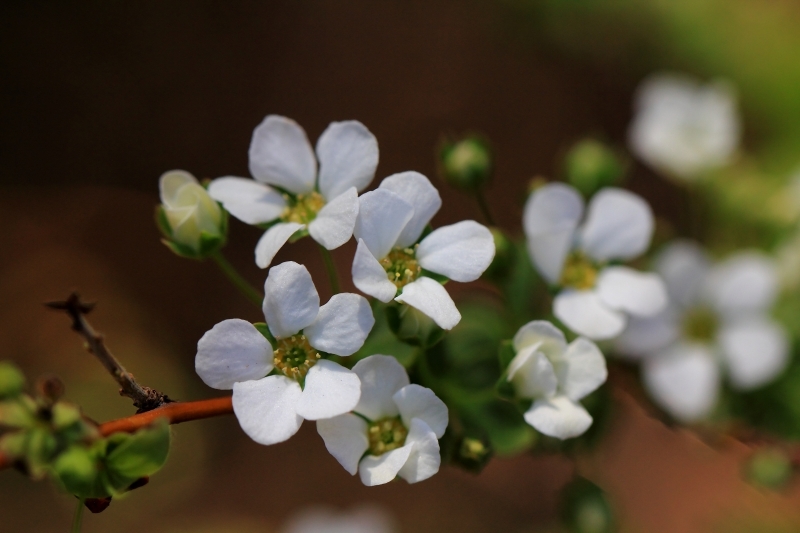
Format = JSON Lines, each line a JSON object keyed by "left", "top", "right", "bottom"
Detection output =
{"left": 53, "top": 445, "right": 104, "bottom": 498}
{"left": 161, "top": 238, "right": 202, "bottom": 260}
{"left": 26, "top": 427, "right": 58, "bottom": 478}
{"left": 0, "top": 398, "right": 36, "bottom": 428}
{"left": 51, "top": 402, "right": 82, "bottom": 430}
{"left": 104, "top": 420, "right": 170, "bottom": 492}
{"left": 0, "top": 361, "right": 25, "bottom": 398}
{"left": 0, "top": 431, "right": 27, "bottom": 459}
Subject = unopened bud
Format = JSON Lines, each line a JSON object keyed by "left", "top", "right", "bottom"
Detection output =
{"left": 745, "top": 447, "right": 792, "bottom": 490}
{"left": 565, "top": 140, "right": 626, "bottom": 197}
{"left": 439, "top": 136, "right": 492, "bottom": 191}
{"left": 0, "top": 361, "right": 25, "bottom": 399}
{"left": 36, "top": 375, "right": 64, "bottom": 404}
{"left": 561, "top": 477, "right": 614, "bottom": 533}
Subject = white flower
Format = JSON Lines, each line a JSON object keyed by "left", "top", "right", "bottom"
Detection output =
{"left": 158, "top": 170, "right": 224, "bottom": 252}
{"left": 280, "top": 505, "right": 397, "bottom": 533}
{"left": 628, "top": 73, "right": 740, "bottom": 179}
{"left": 523, "top": 183, "right": 667, "bottom": 340}
{"left": 351, "top": 172, "right": 495, "bottom": 330}
{"left": 616, "top": 241, "right": 790, "bottom": 422}
{"left": 317, "top": 355, "right": 448, "bottom": 486}
{"left": 195, "top": 261, "right": 375, "bottom": 445}
{"left": 506, "top": 321, "right": 607, "bottom": 439}
{"left": 207, "top": 115, "right": 379, "bottom": 268}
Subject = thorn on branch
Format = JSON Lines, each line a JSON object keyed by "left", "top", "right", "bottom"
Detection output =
{"left": 45, "top": 292, "right": 173, "bottom": 413}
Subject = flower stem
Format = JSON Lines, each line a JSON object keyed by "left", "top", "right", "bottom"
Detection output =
{"left": 475, "top": 190, "right": 496, "bottom": 226}
{"left": 318, "top": 245, "right": 341, "bottom": 295}
{"left": 210, "top": 251, "right": 262, "bottom": 307}
{"left": 97, "top": 396, "right": 234, "bottom": 436}
{"left": 71, "top": 499, "right": 84, "bottom": 533}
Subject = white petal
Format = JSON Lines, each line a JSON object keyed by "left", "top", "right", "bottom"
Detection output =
{"left": 207, "top": 176, "right": 287, "bottom": 225}
{"left": 655, "top": 240, "right": 710, "bottom": 308}
{"left": 305, "top": 293, "right": 375, "bottom": 356}
{"left": 308, "top": 187, "right": 358, "bottom": 250}
{"left": 522, "top": 183, "right": 584, "bottom": 284}
{"left": 643, "top": 343, "right": 719, "bottom": 422}
{"left": 553, "top": 289, "right": 627, "bottom": 340}
{"left": 352, "top": 355, "right": 410, "bottom": 421}
{"left": 316, "top": 120, "right": 379, "bottom": 200}
{"left": 394, "top": 277, "right": 461, "bottom": 330}
{"left": 506, "top": 346, "right": 558, "bottom": 400}
{"left": 614, "top": 309, "right": 681, "bottom": 358}
{"left": 558, "top": 338, "right": 607, "bottom": 401}
{"left": 296, "top": 360, "right": 361, "bottom": 420}
{"left": 248, "top": 115, "right": 316, "bottom": 194}
{"left": 512, "top": 320, "right": 567, "bottom": 356}
{"left": 596, "top": 266, "right": 668, "bottom": 317}
{"left": 354, "top": 189, "right": 414, "bottom": 259}
{"left": 358, "top": 445, "right": 413, "bottom": 486}
{"left": 706, "top": 252, "right": 778, "bottom": 316}
{"left": 719, "top": 318, "right": 789, "bottom": 390}
{"left": 416, "top": 221, "right": 495, "bottom": 282}
{"left": 397, "top": 418, "right": 441, "bottom": 484}
{"left": 523, "top": 395, "right": 593, "bottom": 440}
{"left": 195, "top": 319, "right": 273, "bottom": 389}
{"left": 579, "top": 188, "right": 654, "bottom": 262}
{"left": 316, "top": 414, "right": 369, "bottom": 475}
{"left": 262, "top": 261, "right": 320, "bottom": 338}
{"left": 393, "top": 384, "right": 448, "bottom": 438}
{"left": 379, "top": 171, "right": 442, "bottom": 247}
{"left": 232, "top": 376, "right": 303, "bottom": 445}
{"left": 254, "top": 222, "right": 305, "bottom": 269}
{"left": 352, "top": 238, "right": 398, "bottom": 302}
{"left": 159, "top": 170, "right": 197, "bottom": 206}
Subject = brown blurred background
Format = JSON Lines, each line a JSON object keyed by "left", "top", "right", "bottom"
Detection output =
{"left": 2, "top": 1, "right": 799, "bottom": 532}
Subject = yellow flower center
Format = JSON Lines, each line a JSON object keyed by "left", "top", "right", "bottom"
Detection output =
{"left": 380, "top": 246, "right": 422, "bottom": 289}
{"left": 682, "top": 307, "right": 718, "bottom": 343}
{"left": 272, "top": 334, "right": 320, "bottom": 380}
{"left": 280, "top": 191, "right": 326, "bottom": 225}
{"left": 559, "top": 252, "right": 598, "bottom": 290}
{"left": 367, "top": 416, "right": 408, "bottom": 455}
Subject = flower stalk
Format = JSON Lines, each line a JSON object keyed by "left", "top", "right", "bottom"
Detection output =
{"left": 210, "top": 250, "right": 263, "bottom": 306}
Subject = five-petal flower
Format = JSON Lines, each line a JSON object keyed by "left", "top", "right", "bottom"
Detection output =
{"left": 523, "top": 183, "right": 668, "bottom": 340}
{"left": 506, "top": 321, "right": 607, "bottom": 439}
{"left": 207, "top": 115, "right": 379, "bottom": 268}
{"left": 317, "top": 355, "right": 448, "bottom": 486}
{"left": 195, "top": 261, "right": 375, "bottom": 445}
{"left": 351, "top": 172, "right": 495, "bottom": 330}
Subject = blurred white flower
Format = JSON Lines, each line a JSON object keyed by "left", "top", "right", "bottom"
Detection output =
{"left": 523, "top": 183, "right": 667, "bottom": 340}
{"left": 195, "top": 261, "right": 374, "bottom": 445}
{"left": 207, "top": 115, "right": 379, "bottom": 268}
{"left": 628, "top": 73, "right": 740, "bottom": 179}
{"left": 158, "top": 170, "right": 224, "bottom": 253}
{"left": 506, "top": 321, "right": 607, "bottom": 439}
{"left": 616, "top": 241, "right": 790, "bottom": 422}
{"left": 317, "top": 355, "right": 448, "bottom": 486}
{"left": 281, "top": 505, "right": 398, "bottom": 533}
{"left": 351, "top": 172, "right": 495, "bottom": 330}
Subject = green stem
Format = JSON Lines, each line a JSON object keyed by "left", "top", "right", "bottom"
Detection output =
{"left": 318, "top": 245, "right": 341, "bottom": 295}
{"left": 475, "top": 190, "right": 496, "bottom": 226}
{"left": 71, "top": 499, "right": 84, "bottom": 533}
{"left": 210, "top": 251, "right": 262, "bottom": 307}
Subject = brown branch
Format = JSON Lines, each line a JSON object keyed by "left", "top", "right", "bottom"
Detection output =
{"left": 45, "top": 293, "right": 171, "bottom": 412}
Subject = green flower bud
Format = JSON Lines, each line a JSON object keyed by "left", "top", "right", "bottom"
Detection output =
{"left": 745, "top": 448, "right": 793, "bottom": 490}
{"left": 0, "top": 361, "right": 25, "bottom": 399}
{"left": 565, "top": 140, "right": 626, "bottom": 197}
{"left": 561, "top": 477, "right": 614, "bottom": 533}
{"left": 386, "top": 303, "right": 445, "bottom": 348}
{"left": 439, "top": 136, "right": 492, "bottom": 191}
{"left": 157, "top": 170, "right": 228, "bottom": 259}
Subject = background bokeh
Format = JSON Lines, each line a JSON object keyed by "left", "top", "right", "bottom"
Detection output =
{"left": 3, "top": 1, "right": 800, "bottom": 531}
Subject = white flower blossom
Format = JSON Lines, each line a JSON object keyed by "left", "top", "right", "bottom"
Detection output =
{"left": 628, "top": 73, "right": 740, "bottom": 180}
{"left": 280, "top": 505, "right": 397, "bottom": 533}
{"left": 158, "top": 170, "right": 224, "bottom": 252}
{"left": 317, "top": 355, "right": 448, "bottom": 486}
{"left": 351, "top": 172, "right": 495, "bottom": 330}
{"left": 506, "top": 321, "right": 607, "bottom": 439}
{"left": 207, "top": 115, "right": 379, "bottom": 268}
{"left": 616, "top": 241, "right": 790, "bottom": 422}
{"left": 523, "top": 183, "right": 667, "bottom": 340}
{"left": 195, "top": 261, "right": 375, "bottom": 445}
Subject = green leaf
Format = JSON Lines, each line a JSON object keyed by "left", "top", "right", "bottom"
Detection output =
{"left": 0, "top": 361, "right": 25, "bottom": 398}
{"left": 25, "top": 427, "right": 59, "bottom": 478}
{"left": 104, "top": 420, "right": 170, "bottom": 493}
{"left": 51, "top": 402, "right": 82, "bottom": 430}
{"left": 53, "top": 445, "right": 105, "bottom": 498}
{"left": 0, "top": 398, "right": 36, "bottom": 428}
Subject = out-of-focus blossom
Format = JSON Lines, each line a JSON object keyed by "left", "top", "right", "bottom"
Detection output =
{"left": 616, "top": 241, "right": 789, "bottom": 422}
{"left": 195, "top": 262, "right": 374, "bottom": 445}
{"left": 317, "top": 355, "right": 448, "bottom": 486}
{"left": 158, "top": 170, "right": 225, "bottom": 256}
{"left": 506, "top": 321, "right": 607, "bottom": 439}
{"left": 628, "top": 73, "right": 740, "bottom": 180}
{"left": 281, "top": 505, "right": 398, "bottom": 533}
{"left": 523, "top": 183, "right": 667, "bottom": 340}
{"left": 208, "top": 115, "right": 378, "bottom": 268}
{"left": 351, "top": 172, "right": 495, "bottom": 330}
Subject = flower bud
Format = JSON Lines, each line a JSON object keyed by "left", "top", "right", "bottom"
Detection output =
{"left": 386, "top": 303, "right": 445, "bottom": 348}
{"left": 560, "top": 477, "right": 614, "bottom": 533}
{"left": 439, "top": 136, "right": 492, "bottom": 191}
{"left": 745, "top": 448, "right": 793, "bottom": 490}
{"left": 0, "top": 361, "right": 25, "bottom": 399}
{"left": 157, "top": 170, "right": 227, "bottom": 259}
{"left": 564, "top": 140, "right": 626, "bottom": 197}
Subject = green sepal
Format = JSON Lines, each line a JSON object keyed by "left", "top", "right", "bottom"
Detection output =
{"left": 0, "top": 398, "right": 36, "bottom": 428}
{"left": 498, "top": 340, "right": 516, "bottom": 370}
{"left": 154, "top": 205, "right": 172, "bottom": 239}
{"left": 0, "top": 431, "right": 27, "bottom": 460}
{"left": 288, "top": 226, "right": 309, "bottom": 243}
{"left": 103, "top": 420, "right": 170, "bottom": 494}
{"left": 51, "top": 402, "right": 83, "bottom": 430}
{"left": 53, "top": 445, "right": 105, "bottom": 499}
{"left": 197, "top": 230, "right": 226, "bottom": 257}
{"left": 25, "top": 427, "right": 59, "bottom": 478}
{"left": 0, "top": 361, "right": 25, "bottom": 399}
{"left": 253, "top": 322, "right": 277, "bottom": 349}
{"left": 386, "top": 303, "right": 446, "bottom": 349}
{"left": 161, "top": 238, "right": 202, "bottom": 260}
{"left": 421, "top": 271, "right": 449, "bottom": 284}
{"left": 560, "top": 477, "right": 615, "bottom": 533}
